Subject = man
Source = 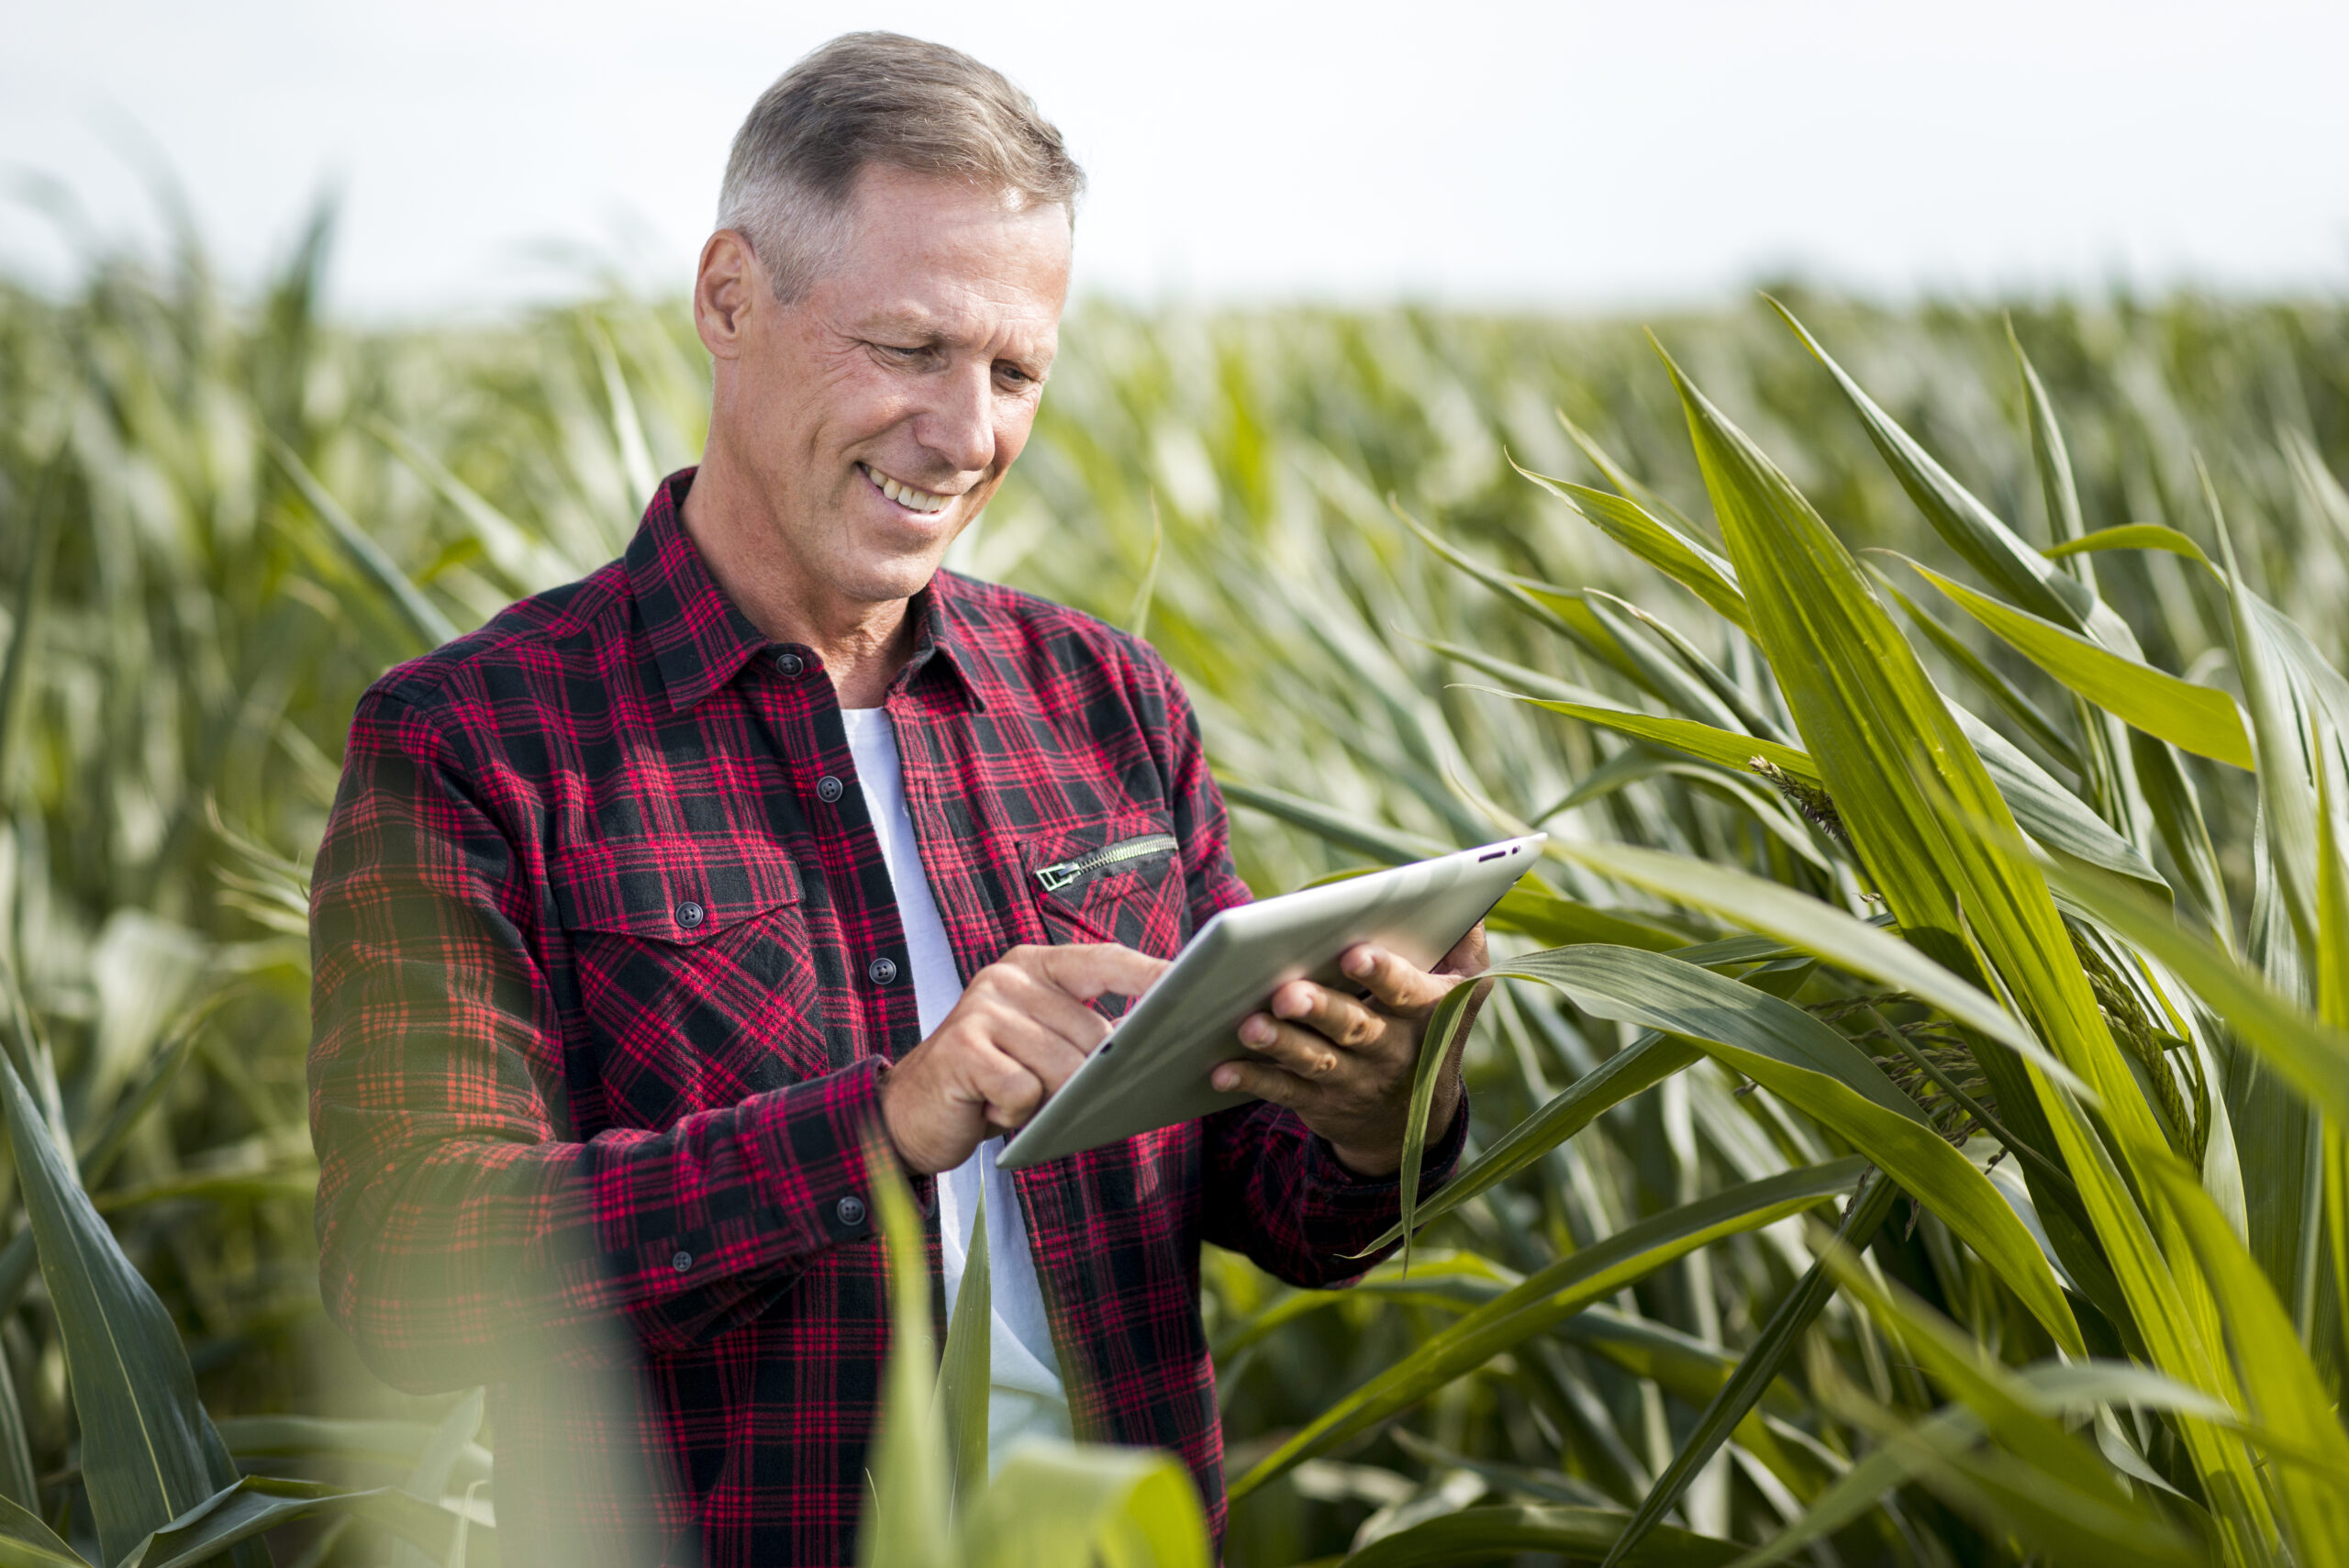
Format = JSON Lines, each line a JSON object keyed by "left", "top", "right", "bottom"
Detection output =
{"left": 309, "top": 32, "right": 1481, "bottom": 1566}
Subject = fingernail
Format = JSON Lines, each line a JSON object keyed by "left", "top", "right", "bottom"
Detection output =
{"left": 1212, "top": 1066, "right": 1238, "bottom": 1091}
{"left": 1342, "top": 949, "right": 1375, "bottom": 977}
{"left": 1241, "top": 1016, "right": 1274, "bottom": 1047}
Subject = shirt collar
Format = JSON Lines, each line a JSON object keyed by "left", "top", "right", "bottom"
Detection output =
{"left": 627, "top": 468, "right": 984, "bottom": 715}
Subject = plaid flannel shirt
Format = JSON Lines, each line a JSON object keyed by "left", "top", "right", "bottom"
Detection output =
{"left": 308, "top": 470, "right": 1464, "bottom": 1566}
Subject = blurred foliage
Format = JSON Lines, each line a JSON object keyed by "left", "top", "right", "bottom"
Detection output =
{"left": 5, "top": 201, "right": 2349, "bottom": 1564}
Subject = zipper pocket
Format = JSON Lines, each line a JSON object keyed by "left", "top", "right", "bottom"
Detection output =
{"left": 1035, "top": 832, "right": 1178, "bottom": 895}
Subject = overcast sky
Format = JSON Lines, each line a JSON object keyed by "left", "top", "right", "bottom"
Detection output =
{"left": 6, "top": 0, "right": 2346, "bottom": 316}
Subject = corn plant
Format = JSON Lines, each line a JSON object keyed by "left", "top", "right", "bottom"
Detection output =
{"left": 1194, "top": 309, "right": 2349, "bottom": 1566}
{"left": 854, "top": 1156, "right": 1211, "bottom": 1567}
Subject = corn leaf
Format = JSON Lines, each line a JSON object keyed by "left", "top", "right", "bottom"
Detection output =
{"left": 2131, "top": 728, "right": 2232, "bottom": 942}
{"left": 1949, "top": 705, "right": 2165, "bottom": 892}
{"left": 0, "top": 1051, "right": 234, "bottom": 1567}
{"left": 2143, "top": 1155, "right": 2349, "bottom": 1565}
{"left": 365, "top": 415, "right": 574, "bottom": 592}
{"left": 1341, "top": 1504, "right": 1742, "bottom": 1568}
{"left": 268, "top": 436, "right": 459, "bottom": 651}
{"left": 1561, "top": 1306, "right": 1806, "bottom": 1423}
{"left": 0, "top": 1353, "right": 34, "bottom": 1519}
{"left": 1769, "top": 301, "right": 2109, "bottom": 641}
{"left": 1905, "top": 558, "right": 2253, "bottom": 769}
{"left": 1419, "top": 637, "right": 1624, "bottom": 717}
{"left": 1876, "top": 569, "right": 2084, "bottom": 777}
{"left": 387, "top": 1388, "right": 484, "bottom": 1568}
{"left": 0, "top": 1494, "right": 83, "bottom": 1568}
{"left": 1230, "top": 1158, "right": 1866, "bottom": 1497}
{"left": 1489, "top": 693, "right": 1817, "bottom": 781}
{"left": 1213, "top": 1251, "right": 1520, "bottom": 1362}
{"left": 1503, "top": 686, "right": 2156, "bottom": 891}
{"left": 2042, "top": 524, "right": 2216, "bottom": 570}
{"left": 2219, "top": 505, "right": 2328, "bottom": 957}
{"left": 1581, "top": 594, "right": 1747, "bottom": 732}
{"left": 116, "top": 1477, "right": 496, "bottom": 1568}
{"left": 1395, "top": 506, "right": 1664, "bottom": 696}
{"left": 1396, "top": 978, "right": 1481, "bottom": 1270}
{"left": 1514, "top": 461, "right": 1754, "bottom": 636}
{"left": 0, "top": 447, "right": 63, "bottom": 793}
{"left": 1601, "top": 1174, "right": 1901, "bottom": 1568}
{"left": 1547, "top": 842, "right": 2093, "bottom": 1096}
{"left": 1486, "top": 886, "right": 1691, "bottom": 952}
{"left": 961, "top": 1441, "right": 1209, "bottom": 1568}
{"left": 1810, "top": 1232, "right": 2123, "bottom": 1499}
{"left": 589, "top": 320, "right": 660, "bottom": 506}
{"left": 1724, "top": 1407, "right": 1984, "bottom": 1568}
{"left": 940, "top": 1184, "right": 991, "bottom": 1519}
{"left": 1216, "top": 779, "right": 1450, "bottom": 866}
{"left": 1355, "top": 1034, "right": 1701, "bottom": 1256}
{"left": 2044, "top": 860, "right": 2349, "bottom": 1128}
{"left": 1507, "top": 945, "right": 2083, "bottom": 1353}
{"left": 1660, "top": 339, "right": 2272, "bottom": 1549}
{"left": 2021, "top": 1359, "right": 2346, "bottom": 1476}
{"left": 2012, "top": 327, "right": 2089, "bottom": 554}
{"left": 857, "top": 1140, "right": 954, "bottom": 1568}
{"left": 1835, "top": 1396, "right": 2209, "bottom": 1568}
{"left": 1554, "top": 406, "right": 1713, "bottom": 541}
{"left": 1777, "top": 1255, "right": 2213, "bottom": 1567}
{"left": 211, "top": 1418, "right": 490, "bottom": 1485}
{"left": 1658, "top": 328, "right": 2164, "bottom": 1195}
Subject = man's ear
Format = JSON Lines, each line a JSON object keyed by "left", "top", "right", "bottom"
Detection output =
{"left": 694, "top": 231, "right": 762, "bottom": 361}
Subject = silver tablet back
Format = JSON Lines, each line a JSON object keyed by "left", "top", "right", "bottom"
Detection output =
{"left": 996, "top": 834, "right": 1544, "bottom": 1169}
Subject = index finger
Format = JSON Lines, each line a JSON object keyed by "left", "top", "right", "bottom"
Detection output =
{"left": 1030, "top": 942, "right": 1172, "bottom": 1004}
{"left": 1335, "top": 942, "right": 1460, "bottom": 1016}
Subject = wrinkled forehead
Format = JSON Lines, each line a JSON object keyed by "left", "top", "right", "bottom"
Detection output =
{"left": 828, "top": 172, "right": 1073, "bottom": 352}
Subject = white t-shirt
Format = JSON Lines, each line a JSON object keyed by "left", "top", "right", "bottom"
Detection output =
{"left": 839, "top": 706, "right": 1071, "bottom": 1462}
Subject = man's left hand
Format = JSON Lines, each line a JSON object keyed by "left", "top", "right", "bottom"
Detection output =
{"left": 1208, "top": 925, "right": 1490, "bottom": 1176}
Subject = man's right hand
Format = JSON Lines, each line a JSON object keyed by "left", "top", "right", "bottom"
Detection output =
{"left": 879, "top": 943, "right": 1169, "bottom": 1174}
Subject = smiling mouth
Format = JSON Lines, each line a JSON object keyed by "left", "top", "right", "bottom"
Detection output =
{"left": 858, "top": 462, "right": 953, "bottom": 515}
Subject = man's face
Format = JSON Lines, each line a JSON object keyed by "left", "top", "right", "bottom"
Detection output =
{"left": 701, "top": 164, "right": 1073, "bottom": 609}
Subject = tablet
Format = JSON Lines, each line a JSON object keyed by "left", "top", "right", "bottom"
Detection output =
{"left": 995, "top": 834, "right": 1545, "bottom": 1169}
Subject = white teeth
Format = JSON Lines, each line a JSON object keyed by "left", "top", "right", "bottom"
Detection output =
{"left": 863, "top": 464, "right": 949, "bottom": 514}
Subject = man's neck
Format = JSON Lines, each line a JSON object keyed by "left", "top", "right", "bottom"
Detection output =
{"left": 680, "top": 462, "right": 917, "bottom": 711}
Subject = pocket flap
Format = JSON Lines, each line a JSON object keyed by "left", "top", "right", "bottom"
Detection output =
{"left": 551, "top": 840, "right": 803, "bottom": 944}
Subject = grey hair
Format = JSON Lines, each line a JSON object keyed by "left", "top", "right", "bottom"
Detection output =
{"left": 717, "top": 32, "right": 1085, "bottom": 301}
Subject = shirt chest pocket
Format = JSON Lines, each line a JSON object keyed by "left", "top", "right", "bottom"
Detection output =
{"left": 1022, "top": 816, "right": 1191, "bottom": 981}
{"left": 551, "top": 842, "right": 829, "bottom": 1129}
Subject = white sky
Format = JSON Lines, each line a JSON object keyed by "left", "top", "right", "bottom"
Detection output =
{"left": 5, "top": 0, "right": 2346, "bottom": 315}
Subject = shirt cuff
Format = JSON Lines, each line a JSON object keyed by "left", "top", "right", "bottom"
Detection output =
{"left": 1306, "top": 1088, "right": 1472, "bottom": 1194}
{"left": 739, "top": 1056, "right": 935, "bottom": 1257}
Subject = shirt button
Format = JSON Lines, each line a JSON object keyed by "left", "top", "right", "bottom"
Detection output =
{"left": 671, "top": 1250, "right": 693, "bottom": 1273}
{"left": 774, "top": 651, "right": 805, "bottom": 676}
{"left": 868, "top": 956, "right": 899, "bottom": 985}
{"left": 675, "top": 901, "right": 706, "bottom": 929}
{"left": 835, "top": 1195, "right": 866, "bottom": 1228}
{"left": 817, "top": 775, "right": 845, "bottom": 804}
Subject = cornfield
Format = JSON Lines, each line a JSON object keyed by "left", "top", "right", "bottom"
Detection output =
{"left": 6, "top": 203, "right": 2349, "bottom": 1566}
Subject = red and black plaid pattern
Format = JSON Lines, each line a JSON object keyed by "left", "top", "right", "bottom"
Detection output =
{"left": 308, "top": 470, "right": 1464, "bottom": 1566}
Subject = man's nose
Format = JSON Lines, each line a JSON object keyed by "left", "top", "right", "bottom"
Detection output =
{"left": 915, "top": 362, "right": 996, "bottom": 476}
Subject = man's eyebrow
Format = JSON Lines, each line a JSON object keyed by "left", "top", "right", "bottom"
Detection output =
{"left": 857, "top": 321, "right": 948, "bottom": 346}
{"left": 858, "top": 304, "right": 1014, "bottom": 345}
{"left": 852, "top": 313, "right": 1053, "bottom": 370}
